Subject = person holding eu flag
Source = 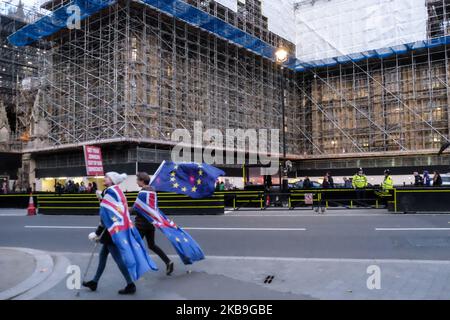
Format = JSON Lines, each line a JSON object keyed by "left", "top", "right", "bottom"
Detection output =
{"left": 82, "top": 172, "right": 157, "bottom": 295}
{"left": 131, "top": 172, "right": 174, "bottom": 275}
{"left": 132, "top": 161, "right": 224, "bottom": 265}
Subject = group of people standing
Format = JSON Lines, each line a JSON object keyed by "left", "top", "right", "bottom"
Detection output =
{"left": 55, "top": 180, "right": 98, "bottom": 194}
{"left": 413, "top": 170, "right": 442, "bottom": 187}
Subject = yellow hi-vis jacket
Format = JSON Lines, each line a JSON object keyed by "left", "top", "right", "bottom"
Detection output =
{"left": 352, "top": 174, "right": 368, "bottom": 189}
{"left": 382, "top": 175, "right": 394, "bottom": 190}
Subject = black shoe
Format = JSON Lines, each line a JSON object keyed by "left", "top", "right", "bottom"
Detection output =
{"left": 166, "top": 261, "right": 174, "bottom": 276}
{"left": 82, "top": 280, "right": 98, "bottom": 291}
{"left": 118, "top": 283, "right": 136, "bottom": 295}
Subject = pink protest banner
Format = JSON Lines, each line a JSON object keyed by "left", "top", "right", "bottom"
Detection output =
{"left": 83, "top": 145, "right": 104, "bottom": 176}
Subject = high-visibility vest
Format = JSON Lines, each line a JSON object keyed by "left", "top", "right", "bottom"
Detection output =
{"left": 382, "top": 175, "right": 394, "bottom": 190}
{"left": 352, "top": 174, "right": 367, "bottom": 188}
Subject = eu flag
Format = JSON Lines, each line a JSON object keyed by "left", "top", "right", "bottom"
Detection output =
{"left": 133, "top": 190, "right": 205, "bottom": 264}
{"left": 100, "top": 185, "right": 158, "bottom": 281}
{"left": 150, "top": 161, "right": 225, "bottom": 199}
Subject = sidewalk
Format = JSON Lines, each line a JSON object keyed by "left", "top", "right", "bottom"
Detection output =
{"left": 36, "top": 251, "right": 450, "bottom": 300}
{"left": 0, "top": 247, "right": 57, "bottom": 300}
{"left": 0, "top": 208, "right": 27, "bottom": 216}
{"left": 0, "top": 248, "right": 36, "bottom": 293}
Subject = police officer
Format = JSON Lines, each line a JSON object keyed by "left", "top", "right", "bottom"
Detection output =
{"left": 352, "top": 168, "right": 368, "bottom": 205}
{"left": 381, "top": 169, "right": 394, "bottom": 191}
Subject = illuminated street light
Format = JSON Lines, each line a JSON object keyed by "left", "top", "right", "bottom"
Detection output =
{"left": 275, "top": 47, "right": 288, "bottom": 64}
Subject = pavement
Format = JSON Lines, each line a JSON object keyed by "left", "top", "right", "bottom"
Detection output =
{"left": 2, "top": 208, "right": 450, "bottom": 299}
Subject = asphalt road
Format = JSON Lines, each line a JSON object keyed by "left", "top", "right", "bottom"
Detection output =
{"left": 2, "top": 211, "right": 450, "bottom": 260}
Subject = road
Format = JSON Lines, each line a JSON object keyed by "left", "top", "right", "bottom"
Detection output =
{"left": 3, "top": 209, "right": 450, "bottom": 299}
{"left": 2, "top": 210, "right": 450, "bottom": 260}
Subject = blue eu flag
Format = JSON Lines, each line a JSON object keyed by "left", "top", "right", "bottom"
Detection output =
{"left": 150, "top": 161, "right": 225, "bottom": 199}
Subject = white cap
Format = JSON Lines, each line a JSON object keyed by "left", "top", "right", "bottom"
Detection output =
{"left": 105, "top": 172, "right": 127, "bottom": 185}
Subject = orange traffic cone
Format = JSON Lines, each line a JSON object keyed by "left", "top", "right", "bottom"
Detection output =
{"left": 27, "top": 194, "right": 36, "bottom": 216}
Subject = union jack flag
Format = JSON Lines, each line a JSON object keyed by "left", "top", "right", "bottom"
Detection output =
{"left": 100, "top": 185, "right": 158, "bottom": 280}
{"left": 133, "top": 190, "right": 205, "bottom": 265}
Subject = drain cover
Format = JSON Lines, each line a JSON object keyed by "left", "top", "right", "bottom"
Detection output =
{"left": 264, "top": 275, "right": 275, "bottom": 284}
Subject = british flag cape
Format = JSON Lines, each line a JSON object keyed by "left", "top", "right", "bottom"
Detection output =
{"left": 100, "top": 185, "right": 158, "bottom": 281}
{"left": 133, "top": 190, "right": 205, "bottom": 265}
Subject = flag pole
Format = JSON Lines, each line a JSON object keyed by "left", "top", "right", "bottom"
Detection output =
{"left": 149, "top": 160, "right": 166, "bottom": 185}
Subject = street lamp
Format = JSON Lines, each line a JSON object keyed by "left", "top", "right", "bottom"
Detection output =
{"left": 275, "top": 47, "right": 288, "bottom": 64}
{"left": 275, "top": 47, "right": 289, "bottom": 192}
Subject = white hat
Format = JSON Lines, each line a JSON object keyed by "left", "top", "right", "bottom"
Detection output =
{"left": 106, "top": 172, "right": 127, "bottom": 185}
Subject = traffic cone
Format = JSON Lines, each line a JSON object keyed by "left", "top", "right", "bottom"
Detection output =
{"left": 27, "top": 194, "right": 36, "bottom": 216}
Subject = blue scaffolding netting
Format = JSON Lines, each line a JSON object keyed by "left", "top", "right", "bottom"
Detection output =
{"left": 7, "top": 0, "right": 116, "bottom": 47}
{"left": 7, "top": 0, "right": 450, "bottom": 72}
{"left": 293, "top": 36, "right": 450, "bottom": 72}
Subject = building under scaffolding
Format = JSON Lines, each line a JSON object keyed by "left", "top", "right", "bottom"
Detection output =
{"left": 8, "top": 0, "right": 450, "bottom": 189}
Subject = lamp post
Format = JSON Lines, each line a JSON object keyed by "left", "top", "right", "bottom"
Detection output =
{"left": 275, "top": 47, "right": 289, "bottom": 192}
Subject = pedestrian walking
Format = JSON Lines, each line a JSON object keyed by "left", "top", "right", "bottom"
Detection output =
{"left": 82, "top": 172, "right": 150, "bottom": 295}
{"left": 413, "top": 172, "right": 423, "bottom": 186}
{"left": 433, "top": 170, "right": 442, "bottom": 187}
{"left": 326, "top": 172, "right": 334, "bottom": 188}
{"left": 322, "top": 176, "right": 330, "bottom": 188}
{"left": 423, "top": 170, "right": 431, "bottom": 187}
{"left": 2, "top": 181, "right": 8, "bottom": 194}
{"left": 131, "top": 172, "right": 174, "bottom": 276}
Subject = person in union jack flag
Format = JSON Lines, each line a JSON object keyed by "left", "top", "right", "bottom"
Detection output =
{"left": 130, "top": 172, "right": 174, "bottom": 275}
{"left": 82, "top": 172, "right": 157, "bottom": 295}
{"left": 133, "top": 168, "right": 205, "bottom": 265}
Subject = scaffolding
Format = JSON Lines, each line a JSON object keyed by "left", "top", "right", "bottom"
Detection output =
{"left": 22, "top": 0, "right": 301, "bottom": 159}
{"left": 0, "top": 1, "right": 42, "bottom": 151}
{"left": 293, "top": 0, "right": 450, "bottom": 159}
{"left": 11, "top": 0, "right": 450, "bottom": 168}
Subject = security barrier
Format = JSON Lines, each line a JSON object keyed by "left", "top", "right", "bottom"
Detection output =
{"left": 9, "top": 192, "right": 225, "bottom": 215}
{"left": 0, "top": 188, "right": 419, "bottom": 214}
{"left": 0, "top": 194, "right": 37, "bottom": 208}
{"left": 217, "top": 188, "right": 393, "bottom": 211}
{"left": 392, "top": 188, "right": 450, "bottom": 213}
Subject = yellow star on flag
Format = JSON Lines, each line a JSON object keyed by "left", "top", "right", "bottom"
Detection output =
{"left": 181, "top": 186, "right": 187, "bottom": 192}
{"left": 197, "top": 178, "right": 202, "bottom": 185}
{"left": 174, "top": 165, "right": 178, "bottom": 170}
{"left": 173, "top": 182, "right": 179, "bottom": 188}
{"left": 170, "top": 177, "right": 175, "bottom": 182}
{"left": 175, "top": 237, "right": 180, "bottom": 242}
{"left": 170, "top": 171, "right": 176, "bottom": 177}
{"left": 198, "top": 170, "right": 203, "bottom": 176}
{"left": 191, "top": 186, "right": 197, "bottom": 192}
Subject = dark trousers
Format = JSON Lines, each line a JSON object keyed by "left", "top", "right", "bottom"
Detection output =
{"left": 138, "top": 226, "right": 171, "bottom": 265}
{"left": 93, "top": 244, "right": 133, "bottom": 284}
{"left": 355, "top": 188, "right": 366, "bottom": 206}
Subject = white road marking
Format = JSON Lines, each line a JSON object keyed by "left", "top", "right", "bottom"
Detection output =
{"left": 183, "top": 227, "right": 306, "bottom": 231}
{"left": 0, "top": 213, "right": 27, "bottom": 216}
{"left": 24, "top": 225, "right": 306, "bottom": 231}
{"left": 25, "top": 225, "right": 94, "bottom": 229}
{"left": 375, "top": 227, "right": 450, "bottom": 231}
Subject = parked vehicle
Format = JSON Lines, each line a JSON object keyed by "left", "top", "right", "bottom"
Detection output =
{"left": 439, "top": 174, "right": 450, "bottom": 186}
{"left": 289, "top": 181, "right": 321, "bottom": 189}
